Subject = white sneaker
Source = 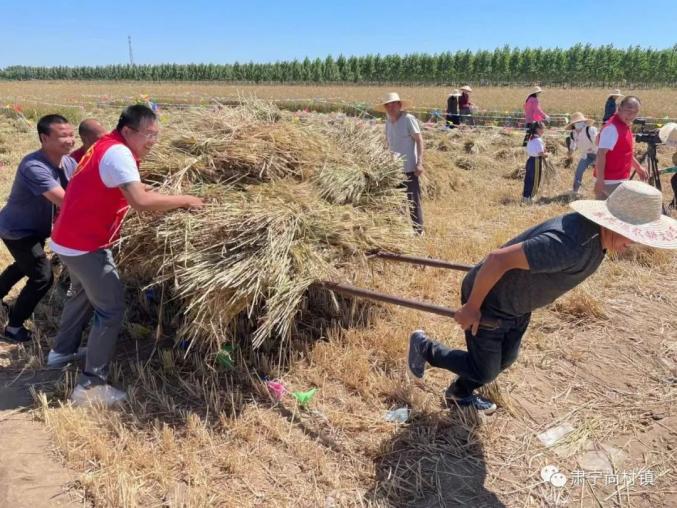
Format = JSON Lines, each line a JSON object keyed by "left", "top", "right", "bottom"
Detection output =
{"left": 47, "top": 348, "right": 87, "bottom": 368}
{"left": 70, "top": 384, "right": 127, "bottom": 407}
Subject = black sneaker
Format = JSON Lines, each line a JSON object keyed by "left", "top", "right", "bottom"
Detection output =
{"left": 407, "top": 330, "right": 428, "bottom": 379}
{"left": 1, "top": 326, "right": 33, "bottom": 343}
{"left": 445, "top": 387, "right": 497, "bottom": 415}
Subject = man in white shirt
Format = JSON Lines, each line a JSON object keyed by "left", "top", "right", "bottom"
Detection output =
{"left": 377, "top": 92, "right": 425, "bottom": 234}
{"left": 594, "top": 96, "right": 648, "bottom": 199}
{"left": 47, "top": 105, "right": 203, "bottom": 407}
{"left": 565, "top": 112, "right": 598, "bottom": 194}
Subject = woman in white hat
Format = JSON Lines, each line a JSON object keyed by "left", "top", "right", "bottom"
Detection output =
{"left": 407, "top": 181, "right": 677, "bottom": 414}
{"left": 459, "top": 86, "right": 475, "bottom": 125}
{"left": 446, "top": 89, "right": 461, "bottom": 128}
{"left": 376, "top": 92, "right": 425, "bottom": 234}
{"left": 565, "top": 112, "right": 598, "bottom": 194}
{"left": 603, "top": 89, "right": 624, "bottom": 124}
{"left": 523, "top": 86, "right": 549, "bottom": 146}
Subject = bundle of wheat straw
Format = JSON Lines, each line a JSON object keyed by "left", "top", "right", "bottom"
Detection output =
{"left": 119, "top": 101, "right": 414, "bottom": 352}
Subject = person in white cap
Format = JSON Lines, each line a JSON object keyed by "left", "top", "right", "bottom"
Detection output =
{"left": 603, "top": 90, "right": 624, "bottom": 124}
{"left": 407, "top": 181, "right": 677, "bottom": 414}
{"left": 595, "top": 96, "right": 648, "bottom": 199}
{"left": 565, "top": 112, "right": 598, "bottom": 194}
{"left": 376, "top": 92, "right": 424, "bottom": 234}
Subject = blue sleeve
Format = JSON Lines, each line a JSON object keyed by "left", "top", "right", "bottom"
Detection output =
{"left": 20, "top": 161, "right": 61, "bottom": 195}
{"left": 522, "top": 231, "right": 582, "bottom": 274}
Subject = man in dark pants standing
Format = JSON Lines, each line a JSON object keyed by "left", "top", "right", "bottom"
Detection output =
{"left": 377, "top": 92, "right": 425, "bottom": 234}
{"left": 407, "top": 181, "right": 677, "bottom": 414}
{"left": 446, "top": 89, "right": 461, "bottom": 128}
{"left": 0, "top": 115, "right": 76, "bottom": 342}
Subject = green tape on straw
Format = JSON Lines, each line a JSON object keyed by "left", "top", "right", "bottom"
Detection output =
{"left": 216, "top": 344, "right": 234, "bottom": 369}
{"left": 291, "top": 388, "right": 318, "bottom": 407}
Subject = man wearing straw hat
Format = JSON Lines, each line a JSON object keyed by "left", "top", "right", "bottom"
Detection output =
{"left": 47, "top": 104, "right": 204, "bottom": 407}
{"left": 603, "top": 89, "right": 624, "bottom": 124}
{"left": 565, "top": 112, "right": 598, "bottom": 195}
{"left": 594, "top": 96, "right": 648, "bottom": 199}
{"left": 377, "top": 92, "right": 425, "bottom": 234}
{"left": 408, "top": 181, "right": 677, "bottom": 414}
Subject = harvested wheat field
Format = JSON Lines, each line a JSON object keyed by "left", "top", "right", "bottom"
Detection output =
{"left": 0, "top": 101, "right": 676, "bottom": 508}
{"left": 1, "top": 81, "right": 677, "bottom": 119}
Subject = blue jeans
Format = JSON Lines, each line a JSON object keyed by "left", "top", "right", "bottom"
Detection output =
{"left": 573, "top": 153, "right": 596, "bottom": 192}
{"left": 419, "top": 313, "right": 531, "bottom": 398}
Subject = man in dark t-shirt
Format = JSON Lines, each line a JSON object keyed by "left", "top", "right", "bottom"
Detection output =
{"left": 0, "top": 114, "right": 76, "bottom": 342}
{"left": 407, "top": 181, "right": 677, "bottom": 414}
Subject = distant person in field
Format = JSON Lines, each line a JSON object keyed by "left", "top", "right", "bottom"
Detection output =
{"left": 446, "top": 89, "right": 461, "bottom": 128}
{"left": 602, "top": 89, "right": 623, "bottom": 124}
{"left": 658, "top": 124, "right": 677, "bottom": 208}
{"left": 522, "top": 121, "right": 547, "bottom": 203}
{"left": 565, "top": 112, "right": 598, "bottom": 195}
{"left": 594, "top": 96, "right": 647, "bottom": 199}
{"left": 377, "top": 92, "right": 425, "bottom": 234}
{"left": 459, "top": 86, "right": 475, "bottom": 125}
{"left": 0, "top": 114, "right": 76, "bottom": 343}
{"left": 70, "top": 119, "right": 106, "bottom": 166}
{"left": 407, "top": 181, "right": 677, "bottom": 414}
{"left": 47, "top": 105, "right": 204, "bottom": 407}
{"left": 522, "top": 86, "right": 549, "bottom": 146}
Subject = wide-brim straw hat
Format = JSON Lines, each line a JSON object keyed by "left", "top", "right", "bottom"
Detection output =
{"left": 448, "top": 89, "right": 461, "bottom": 97}
{"left": 607, "top": 89, "right": 624, "bottom": 99}
{"left": 526, "top": 86, "right": 542, "bottom": 100}
{"left": 659, "top": 122, "right": 677, "bottom": 147}
{"left": 570, "top": 181, "right": 677, "bottom": 249}
{"left": 374, "top": 92, "right": 411, "bottom": 112}
{"left": 565, "top": 112, "right": 594, "bottom": 130}
{"left": 459, "top": 85, "right": 472, "bottom": 93}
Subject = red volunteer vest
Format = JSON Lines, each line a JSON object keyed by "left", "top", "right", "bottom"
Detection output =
{"left": 602, "top": 114, "right": 633, "bottom": 181}
{"left": 52, "top": 131, "right": 138, "bottom": 251}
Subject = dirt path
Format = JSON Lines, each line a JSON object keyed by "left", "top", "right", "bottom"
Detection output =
{"left": 0, "top": 345, "right": 84, "bottom": 508}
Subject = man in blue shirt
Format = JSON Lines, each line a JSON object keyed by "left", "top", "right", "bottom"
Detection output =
{"left": 0, "top": 114, "right": 76, "bottom": 342}
{"left": 407, "top": 181, "right": 677, "bottom": 414}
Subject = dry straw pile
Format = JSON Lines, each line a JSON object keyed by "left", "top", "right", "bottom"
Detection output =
{"left": 119, "top": 102, "right": 415, "bottom": 351}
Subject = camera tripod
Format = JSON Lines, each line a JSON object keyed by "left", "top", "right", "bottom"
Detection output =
{"left": 635, "top": 141, "right": 669, "bottom": 215}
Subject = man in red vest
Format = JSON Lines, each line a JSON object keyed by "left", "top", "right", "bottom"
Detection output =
{"left": 594, "top": 96, "right": 648, "bottom": 199}
{"left": 47, "top": 104, "right": 203, "bottom": 407}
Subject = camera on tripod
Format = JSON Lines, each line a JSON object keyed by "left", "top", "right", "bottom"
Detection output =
{"left": 633, "top": 118, "right": 662, "bottom": 145}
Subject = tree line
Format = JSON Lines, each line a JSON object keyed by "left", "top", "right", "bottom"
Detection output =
{"left": 1, "top": 45, "right": 675, "bottom": 86}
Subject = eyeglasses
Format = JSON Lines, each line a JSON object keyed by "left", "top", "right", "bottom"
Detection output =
{"left": 129, "top": 127, "right": 160, "bottom": 141}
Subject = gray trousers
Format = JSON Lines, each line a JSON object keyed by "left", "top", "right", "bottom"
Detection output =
{"left": 404, "top": 172, "right": 424, "bottom": 234}
{"left": 52, "top": 249, "right": 124, "bottom": 386}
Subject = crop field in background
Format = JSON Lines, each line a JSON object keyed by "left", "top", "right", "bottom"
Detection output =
{"left": 1, "top": 81, "right": 677, "bottom": 120}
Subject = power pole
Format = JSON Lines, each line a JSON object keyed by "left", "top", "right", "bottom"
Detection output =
{"left": 128, "top": 35, "right": 135, "bottom": 66}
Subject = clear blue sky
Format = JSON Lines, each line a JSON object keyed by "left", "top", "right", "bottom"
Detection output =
{"left": 2, "top": 0, "right": 675, "bottom": 67}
